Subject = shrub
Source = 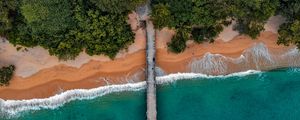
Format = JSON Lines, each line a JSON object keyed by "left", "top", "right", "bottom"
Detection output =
{"left": 0, "top": 65, "right": 15, "bottom": 86}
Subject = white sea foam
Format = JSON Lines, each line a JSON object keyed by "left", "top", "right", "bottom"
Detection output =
{"left": 0, "top": 70, "right": 262, "bottom": 118}
{"left": 190, "top": 53, "right": 228, "bottom": 74}
{"left": 155, "top": 66, "right": 166, "bottom": 76}
{"left": 281, "top": 48, "right": 300, "bottom": 66}
{"left": 0, "top": 82, "right": 146, "bottom": 117}
{"left": 189, "top": 43, "right": 300, "bottom": 74}
{"left": 190, "top": 43, "right": 272, "bottom": 74}
{"left": 1, "top": 42, "right": 297, "bottom": 118}
{"left": 243, "top": 43, "right": 274, "bottom": 69}
{"left": 156, "top": 70, "right": 261, "bottom": 84}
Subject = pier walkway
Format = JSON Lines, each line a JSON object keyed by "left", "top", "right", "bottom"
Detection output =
{"left": 137, "top": 1, "right": 157, "bottom": 119}
{"left": 145, "top": 20, "right": 156, "bottom": 120}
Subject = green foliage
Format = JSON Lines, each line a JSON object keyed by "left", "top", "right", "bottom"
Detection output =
{"left": 278, "top": 20, "right": 300, "bottom": 48}
{"left": 90, "top": 0, "right": 146, "bottom": 13}
{"left": 233, "top": 20, "right": 265, "bottom": 39}
{"left": 277, "top": 0, "right": 300, "bottom": 49}
{"left": 21, "top": 3, "right": 48, "bottom": 23}
{"left": 72, "top": 2, "right": 134, "bottom": 58}
{"left": 4, "top": 0, "right": 300, "bottom": 57}
{"left": 277, "top": 0, "right": 300, "bottom": 21}
{"left": 191, "top": 0, "right": 229, "bottom": 27}
{"left": 192, "top": 25, "right": 223, "bottom": 43}
{"left": 0, "top": 65, "right": 15, "bottom": 86}
{"left": 151, "top": 0, "right": 230, "bottom": 52}
{"left": 3, "top": 0, "right": 138, "bottom": 60}
{"left": 229, "top": 0, "right": 279, "bottom": 39}
{"left": 168, "top": 28, "right": 190, "bottom": 53}
{"left": 152, "top": 0, "right": 194, "bottom": 28}
{"left": 151, "top": 0, "right": 280, "bottom": 52}
{"left": 21, "top": 0, "right": 74, "bottom": 34}
{"left": 0, "top": 0, "right": 18, "bottom": 35}
{"left": 151, "top": 3, "right": 174, "bottom": 29}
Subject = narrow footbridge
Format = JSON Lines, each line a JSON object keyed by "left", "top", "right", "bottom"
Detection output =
{"left": 137, "top": 1, "right": 157, "bottom": 119}
{"left": 145, "top": 20, "right": 157, "bottom": 120}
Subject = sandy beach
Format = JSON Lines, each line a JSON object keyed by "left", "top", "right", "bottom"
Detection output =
{"left": 0, "top": 15, "right": 298, "bottom": 100}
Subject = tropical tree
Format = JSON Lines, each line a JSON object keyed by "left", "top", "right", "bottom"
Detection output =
{"left": 21, "top": 0, "right": 74, "bottom": 34}
{"left": 90, "top": 0, "right": 146, "bottom": 13}
{"left": 277, "top": 0, "right": 300, "bottom": 49}
{"left": 228, "top": 0, "right": 279, "bottom": 38}
{"left": 0, "top": 0, "right": 18, "bottom": 35}
{"left": 0, "top": 65, "right": 15, "bottom": 86}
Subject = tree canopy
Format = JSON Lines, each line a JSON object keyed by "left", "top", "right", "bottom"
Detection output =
{"left": 0, "top": 65, "right": 15, "bottom": 86}
{"left": 2, "top": 0, "right": 300, "bottom": 57}
{"left": 0, "top": 0, "right": 18, "bottom": 35}
{"left": 277, "top": 0, "right": 300, "bottom": 49}
{"left": 90, "top": 0, "right": 146, "bottom": 13}
{"left": 278, "top": 20, "right": 300, "bottom": 48}
{"left": 2, "top": 0, "right": 145, "bottom": 60}
{"left": 229, "top": 0, "right": 279, "bottom": 38}
{"left": 151, "top": 0, "right": 279, "bottom": 53}
{"left": 20, "top": 0, "right": 74, "bottom": 34}
{"left": 151, "top": 0, "right": 229, "bottom": 53}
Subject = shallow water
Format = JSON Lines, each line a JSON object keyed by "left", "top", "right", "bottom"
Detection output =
{"left": 5, "top": 68, "right": 300, "bottom": 120}
{"left": 7, "top": 91, "right": 147, "bottom": 120}
{"left": 157, "top": 68, "right": 300, "bottom": 120}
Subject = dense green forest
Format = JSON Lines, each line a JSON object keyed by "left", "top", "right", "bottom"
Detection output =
{"left": 0, "top": 0, "right": 146, "bottom": 60}
{"left": 0, "top": 65, "right": 15, "bottom": 86}
{"left": 151, "top": 0, "right": 300, "bottom": 53}
{"left": 1, "top": 0, "right": 300, "bottom": 56}
{"left": 1, "top": 0, "right": 300, "bottom": 84}
{"left": 277, "top": 0, "right": 300, "bottom": 48}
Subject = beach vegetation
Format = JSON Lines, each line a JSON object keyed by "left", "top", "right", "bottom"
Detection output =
{"left": 151, "top": 0, "right": 279, "bottom": 52}
{"left": 277, "top": 0, "right": 300, "bottom": 49}
{"left": 150, "top": 3, "right": 174, "bottom": 29}
{"left": 168, "top": 28, "right": 190, "bottom": 53}
{"left": 229, "top": 0, "right": 279, "bottom": 39}
{"left": 0, "top": 0, "right": 18, "bottom": 35}
{"left": 1, "top": 0, "right": 145, "bottom": 60}
{"left": 90, "top": 0, "right": 146, "bottom": 13}
{"left": 0, "top": 65, "right": 15, "bottom": 86}
{"left": 2, "top": 0, "right": 300, "bottom": 56}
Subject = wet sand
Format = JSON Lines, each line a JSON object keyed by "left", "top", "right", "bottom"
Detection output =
{"left": 157, "top": 31, "right": 291, "bottom": 73}
{"left": 0, "top": 15, "right": 296, "bottom": 100}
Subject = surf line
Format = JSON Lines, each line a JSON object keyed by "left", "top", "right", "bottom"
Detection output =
{"left": 0, "top": 70, "right": 261, "bottom": 117}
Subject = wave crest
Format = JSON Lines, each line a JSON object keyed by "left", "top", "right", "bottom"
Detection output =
{"left": 156, "top": 70, "right": 261, "bottom": 84}
{"left": 190, "top": 43, "right": 300, "bottom": 74}
{"left": 2, "top": 42, "right": 298, "bottom": 118}
{"left": 0, "top": 70, "right": 262, "bottom": 118}
{"left": 0, "top": 82, "right": 146, "bottom": 118}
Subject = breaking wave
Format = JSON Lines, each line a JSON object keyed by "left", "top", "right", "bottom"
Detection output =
{"left": 190, "top": 43, "right": 300, "bottom": 74}
{"left": 0, "top": 70, "right": 262, "bottom": 118}
{"left": 156, "top": 70, "right": 261, "bottom": 84}
{"left": 1, "top": 42, "right": 299, "bottom": 118}
{"left": 0, "top": 82, "right": 146, "bottom": 118}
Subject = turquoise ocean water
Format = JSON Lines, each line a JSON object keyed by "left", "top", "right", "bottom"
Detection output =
{"left": 4, "top": 68, "right": 300, "bottom": 120}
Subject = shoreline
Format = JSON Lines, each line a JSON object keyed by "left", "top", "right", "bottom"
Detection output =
{"left": 0, "top": 50, "right": 146, "bottom": 100}
{"left": 0, "top": 15, "right": 299, "bottom": 100}
{"left": 0, "top": 69, "right": 263, "bottom": 116}
{"left": 1, "top": 31, "right": 299, "bottom": 100}
{"left": 157, "top": 31, "right": 297, "bottom": 74}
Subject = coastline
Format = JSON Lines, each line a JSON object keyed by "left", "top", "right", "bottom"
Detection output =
{"left": 0, "top": 50, "right": 146, "bottom": 100}
{"left": 0, "top": 31, "right": 298, "bottom": 100}
{"left": 157, "top": 31, "right": 297, "bottom": 74}
{"left": 0, "top": 70, "right": 263, "bottom": 116}
{"left": 0, "top": 15, "right": 299, "bottom": 100}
